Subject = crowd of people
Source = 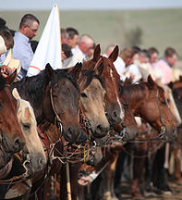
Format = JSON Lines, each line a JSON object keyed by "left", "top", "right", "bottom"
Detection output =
{"left": 0, "top": 13, "right": 181, "bottom": 85}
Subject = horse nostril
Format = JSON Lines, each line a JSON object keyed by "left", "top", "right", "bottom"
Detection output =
{"left": 39, "top": 157, "right": 46, "bottom": 167}
{"left": 13, "top": 136, "right": 22, "bottom": 151}
{"left": 96, "top": 125, "right": 102, "bottom": 134}
{"left": 112, "top": 110, "right": 119, "bottom": 120}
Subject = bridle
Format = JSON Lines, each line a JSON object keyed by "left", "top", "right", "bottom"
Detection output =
{"left": 49, "top": 83, "right": 63, "bottom": 137}
{"left": 152, "top": 88, "right": 167, "bottom": 139}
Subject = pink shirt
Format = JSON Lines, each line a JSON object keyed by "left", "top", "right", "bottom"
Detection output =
{"left": 154, "top": 59, "right": 172, "bottom": 84}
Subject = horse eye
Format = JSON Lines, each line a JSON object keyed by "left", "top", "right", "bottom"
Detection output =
{"left": 22, "top": 123, "right": 31, "bottom": 129}
{"left": 160, "top": 101, "right": 166, "bottom": 105}
{"left": 53, "top": 94, "right": 58, "bottom": 98}
{"left": 81, "top": 93, "right": 87, "bottom": 98}
{"left": 0, "top": 102, "right": 2, "bottom": 107}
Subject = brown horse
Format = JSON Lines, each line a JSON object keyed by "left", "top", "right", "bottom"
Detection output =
{"left": 0, "top": 72, "right": 25, "bottom": 153}
{"left": 114, "top": 76, "right": 177, "bottom": 199}
{"left": 81, "top": 44, "right": 123, "bottom": 127}
{"left": 119, "top": 75, "right": 176, "bottom": 139}
{"left": 92, "top": 76, "right": 177, "bottom": 200}
{"left": 12, "top": 63, "right": 87, "bottom": 143}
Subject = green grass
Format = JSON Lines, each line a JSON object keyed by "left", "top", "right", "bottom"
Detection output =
{"left": 1, "top": 9, "right": 182, "bottom": 58}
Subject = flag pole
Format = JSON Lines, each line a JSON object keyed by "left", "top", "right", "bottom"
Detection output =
{"left": 56, "top": 4, "right": 63, "bottom": 68}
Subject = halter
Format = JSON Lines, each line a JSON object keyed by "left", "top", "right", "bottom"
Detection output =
{"left": 49, "top": 84, "right": 94, "bottom": 164}
{"left": 49, "top": 85, "right": 63, "bottom": 137}
{"left": 79, "top": 101, "right": 92, "bottom": 136}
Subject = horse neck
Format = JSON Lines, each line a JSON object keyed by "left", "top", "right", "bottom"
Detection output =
{"left": 12, "top": 74, "right": 49, "bottom": 124}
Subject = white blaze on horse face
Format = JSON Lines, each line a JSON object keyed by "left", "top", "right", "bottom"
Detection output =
{"left": 117, "top": 97, "right": 124, "bottom": 119}
{"left": 110, "top": 69, "right": 113, "bottom": 78}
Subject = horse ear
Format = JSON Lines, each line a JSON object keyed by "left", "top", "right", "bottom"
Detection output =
{"left": 6, "top": 69, "right": 17, "bottom": 85}
{"left": 147, "top": 75, "right": 156, "bottom": 89}
{"left": 69, "top": 62, "right": 82, "bottom": 80}
{"left": 109, "top": 45, "right": 119, "bottom": 63}
{"left": 92, "top": 44, "right": 101, "bottom": 62}
{"left": 12, "top": 88, "right": 20, "bottom": 100}
{"left": 45, "top": 63, "right": 56, "bottom": 80}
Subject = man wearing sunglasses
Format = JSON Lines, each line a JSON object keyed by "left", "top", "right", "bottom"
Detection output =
{"left": 13, "top": 14, "right": 39, "bottom": 79}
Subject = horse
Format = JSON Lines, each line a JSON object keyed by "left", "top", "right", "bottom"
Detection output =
{"left": 0, "top": 89, "right": 47, "bottom": 199}
{"left": 0, "top": 71, "right": 25, "bottom": 153}
{"left": 69, "top": 46, "right": 138, "bottom": 200}
{"left": 12, "top": 63, "right": 86, "bottom": 144}
{"left": 10, "top": 63, "right": 89, "bottom": 200}
{"left": 78, "top": 68, "right": 110, "bottom": 140}
{"left": 81, "top": 44, "right": 123, "bottom": 127}
{"left": 113, "top": 75, "right": 177, "bottom": 199}
{"left": 59, "top": 58, "right": 118, "bottom": 200}
{"left": 167, "top": 79, "right": 182, "bottom": 185}
{"left": 13, "top": 88, "right": 46, "bottom": 173}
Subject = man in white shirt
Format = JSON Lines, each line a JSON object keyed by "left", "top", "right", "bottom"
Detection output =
{"left": 63, "top": 34, "right": 94, "bottom": 68}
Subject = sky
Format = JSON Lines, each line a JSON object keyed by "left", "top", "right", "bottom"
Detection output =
{"left": 1, "top": 0, "right": 182, "bottom": 10}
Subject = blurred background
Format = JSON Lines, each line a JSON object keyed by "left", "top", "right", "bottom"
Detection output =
{"left": 1, "top": 0, "right": 182, "bottom": 63}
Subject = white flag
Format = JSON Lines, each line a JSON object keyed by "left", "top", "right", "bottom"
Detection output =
{"left": 27, "top": 4, "right": 62, "bottom": 77}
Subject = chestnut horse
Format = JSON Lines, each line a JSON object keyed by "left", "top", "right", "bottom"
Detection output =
{"left": 81, "top": 44, "right": 123, "bottom": 127}
{"left": 114, "top": 76, "right": 177, "bottom": 199}
{"left": 0, "top": 89, "right": 47, "bottom": 199}
{"left": 0, "top": 72, "right": 25, "bottom": 153}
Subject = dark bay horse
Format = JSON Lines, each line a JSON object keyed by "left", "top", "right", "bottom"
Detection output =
{"left": 10, "top": 63, "right": 88, "bottom": 199}
{"left": 0, "top": 72, "right": 25, "bottom": 153}
{"left": 12, "top": 63, "right": 86, "bottom": 143}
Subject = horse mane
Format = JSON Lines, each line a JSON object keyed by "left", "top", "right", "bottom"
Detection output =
{"left": 12, "top": 71, "right": 49, "bottom": 102}
{"left": 120, "top": 82, "right": 147, "bottom": 102}
{"left": 0, "top": 75, "right": 6, "bottom": 91}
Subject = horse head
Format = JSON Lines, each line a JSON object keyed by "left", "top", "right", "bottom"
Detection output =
{"left": 43, "top": 64, "right": 87, "bottom": 144}
{"left": 137, "top": 75, "right": 177, "bottom": 141}
{"left": 0, "top": 72, "right": 25, "bottom": 153}
{"left": 77, "top": 64, "right": 110, "bottom": 142}
{"left": 83, "top": 44, "right": 123, "bottom": 127}
{"left": 13, "top": 88, "right": 46, "bottom": 173}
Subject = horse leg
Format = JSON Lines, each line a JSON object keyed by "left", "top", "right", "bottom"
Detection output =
{"left": 173, "top": 147, "right": 182, "bottom": 184}
{"left": 152, "top": 144, "right": 171, "bottom": 193}
{"left": 144, "top": 153, "right": 157, "bottom": 197}
{"left": 114, "top": 150, "right": 127, "bottom": 189}
{"left": 131, "top": 142, "right": 148, "bottom": 199}
{"left": 98, "top": 153, "right": 119, "bottom": 200}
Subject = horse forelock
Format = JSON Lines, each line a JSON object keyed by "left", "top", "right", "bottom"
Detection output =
{"left": 52, "top": 69, "right": 80, "bottom": 92}
{"left": 80, "top": 70, "right": 105, "bottom": 91}
{"left": 102, "top": 56, "right": 120, "bottom": 79}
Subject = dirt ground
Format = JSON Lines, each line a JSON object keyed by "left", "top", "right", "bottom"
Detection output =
{"left": 117, "top": 179, "right": 182, "bottom": 200}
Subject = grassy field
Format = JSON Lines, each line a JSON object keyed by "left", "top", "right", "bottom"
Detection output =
{"left": 1, "top": 9, "right": 182, "bottom": 59}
